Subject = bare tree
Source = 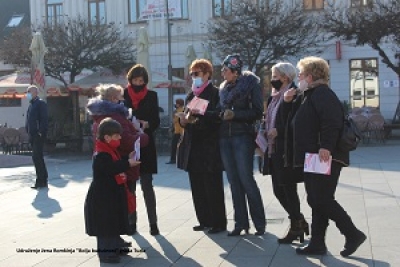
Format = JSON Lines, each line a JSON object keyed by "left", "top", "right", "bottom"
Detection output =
{"left": 206, "top": 0, "right": 323, "bottom": 74}
{"left": 0, "top": 26, "right": 32, "bottom": 68}
{"left": 322, "top": 0, "right": 400, "bottom": 76}
{"left": 0, "top": 17, "right": 136, "bottom": 86}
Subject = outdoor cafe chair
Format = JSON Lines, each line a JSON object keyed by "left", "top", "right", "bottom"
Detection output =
{"left": 3, "top": 128, "right": 20, "bottom": 154}
{"left": 351, "top": 114, "right": 370, "bottom": 143}
{"left": 367, "top": 114, "right": 386, "bottom": 143}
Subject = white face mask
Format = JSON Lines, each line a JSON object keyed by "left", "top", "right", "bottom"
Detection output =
{"left": 192, "top": 77, "right": 203, "bottom": 87}
{"left": 298, "top": 79, "right": 309, "bottom": 92}
{"left": 26, "top": 93, "right": 32, "bottom": 101}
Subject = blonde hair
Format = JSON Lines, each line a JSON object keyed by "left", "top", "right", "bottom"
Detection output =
{"left": 297, "top": 56, "right": 330, "bottom": 83}
{"left": 95, "top": 84, "right": 124, "bottom": 101}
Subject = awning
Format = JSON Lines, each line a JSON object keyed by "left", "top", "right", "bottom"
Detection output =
{"left": 68, "top": 68, "right": 187, "bottom": 91}
{"left": 0, "top": 72, "right": 67, "bottom": 98}
{"left": 0, "top": 87, "right": 26, "bottom": 98}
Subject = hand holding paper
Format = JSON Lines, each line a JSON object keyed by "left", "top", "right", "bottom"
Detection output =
{"left": 304, "top": 153, "right": 332, "bottom": 175}
{"left": 187, "top": 96, "right": 209, "bottom": 115}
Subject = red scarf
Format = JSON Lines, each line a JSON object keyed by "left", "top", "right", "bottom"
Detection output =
{"left": 94, "top": 140, "right": 136, "bottom": 213}
{"left": 127, "top": 84, "right": 148, "bottom": 109}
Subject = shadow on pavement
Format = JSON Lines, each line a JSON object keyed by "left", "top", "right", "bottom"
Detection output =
{"left": 31, "top": 188, "right": 62, "bottom": 218}
{"left": 132, "top": 232, "right": 202, "bottom": 266}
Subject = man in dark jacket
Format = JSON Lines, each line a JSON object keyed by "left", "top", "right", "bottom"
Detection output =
{"left": 25, "top": 85, "right": 48, "bottom": 189}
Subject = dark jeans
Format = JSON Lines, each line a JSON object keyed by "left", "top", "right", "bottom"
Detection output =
{"left": 169, "top": 133, "right": 181, "bottom": 163}
{"left": 220, "top": 134, "right": 266, "bottom": 231}
{"left": 31, "top": 135, "right": 48, "bottom": 186}
{"left": 131, "top": 173, "right": 157, "bottom": 225}
{"left": 96, "top": 236, "right": 118, "bottom": 258}
{"left": 188, "top": 171, "right": 227, "bottom": 229}
{"left": 304, "top": 161, "right": 358, "bottom": 244}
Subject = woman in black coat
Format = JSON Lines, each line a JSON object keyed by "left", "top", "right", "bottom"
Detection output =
{"left": 284, "top": 56, "right": 366, "bottom": 257}
{"left": 263, "top": 62, "right": 308, "bottom": 244}
{"left": 124, "top": 64, "right": 161, "bottom": 236}
{"left": 178, "top": 59, "right": 226, "bottom": 234}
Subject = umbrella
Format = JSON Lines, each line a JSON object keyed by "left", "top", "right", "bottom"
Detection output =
{"left": 136, "top": 27, "right": 151, "bottom": 88}
{"left": 29, "top": 32, "right": 47, "bottom": 101}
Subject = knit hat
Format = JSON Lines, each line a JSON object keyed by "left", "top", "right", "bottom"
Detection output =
{"left": 222, "top": 54, "right": 242, "bottom": 73}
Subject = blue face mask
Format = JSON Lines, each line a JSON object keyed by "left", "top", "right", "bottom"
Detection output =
{"left": 26, "top": 93, "right": 32, "bottom": 101}
{"left": 193, "top": 77, "right": 203, "bottom": 87}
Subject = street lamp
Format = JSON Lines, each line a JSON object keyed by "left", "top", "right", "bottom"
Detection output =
{"left": 166, "top": 0, "right": 173, "bottom": 120}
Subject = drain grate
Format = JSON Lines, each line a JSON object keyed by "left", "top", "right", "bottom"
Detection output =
{"left": 266, "top": 218, "right": 285, "bottom": 224}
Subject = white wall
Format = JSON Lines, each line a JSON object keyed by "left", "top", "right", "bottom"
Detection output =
{"left": 0, "top": 98, "right": 30, "bottom": 128}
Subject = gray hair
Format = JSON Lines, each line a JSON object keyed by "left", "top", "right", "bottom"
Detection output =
{"left": 271, "top": 62, "right": 296, "bottom": 82}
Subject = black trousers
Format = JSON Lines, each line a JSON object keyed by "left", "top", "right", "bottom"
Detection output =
{"left": 188, "top": 171, "right": 227, "bottom": 229}
{"left": 304, "top": 161, "right": 358, "bottom": 244}
{"left": 96, "top": 236, "right": 119, "bottom": 258}
{"left": 169, "top": 133, "right": 181, "bottom": 162}
{"left": 131, "top": 173, "right": 158, "bottom": 225}
{"left": 271, "top": 179, "right": 302, "bottom": 221}
{"left": 270, "top": 157, "right": 302, "bottom": 220}
{"left": 31, "top": 135, "right": 48, "bottom": 186}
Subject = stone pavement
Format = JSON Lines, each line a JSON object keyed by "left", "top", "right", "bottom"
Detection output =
{"left": 0, "top": 141, "right": 399, "bottom": 267}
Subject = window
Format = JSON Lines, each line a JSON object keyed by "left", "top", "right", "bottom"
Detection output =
{"left": 0, "top": 98, "right": 22, "bottom": 107}
{"left": 350, "top": 59, "right": 379, "bottom": 108}
{"left": 213, "top": 0, "right": 232, "bottom": 17}
{"left": 46, "top": 0, "right": 63, "bottom": 25}
{"left": 6, "top": 15, "right": 24, "bottom": 27}
{"left": 129, "top": 0, "right": 188, "bottom": 23}
{"left": 351, "top": 0, "right": 373, "bottom": 8}
{"left": 303, "top": 0, "right": 324, "bottom": 10}
{"left": 89, "top": 0, "right": 106, "bottom": 24}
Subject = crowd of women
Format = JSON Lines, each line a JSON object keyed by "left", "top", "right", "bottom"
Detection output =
{"left": 83, "top": 55, "right": 366, "bottom": 264}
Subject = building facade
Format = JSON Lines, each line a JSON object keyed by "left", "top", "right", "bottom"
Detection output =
{"left": 24, "top": 0, "right": 400, "bottom": 123}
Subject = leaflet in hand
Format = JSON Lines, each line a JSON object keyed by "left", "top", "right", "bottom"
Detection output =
{"left": 303, "top": 153, "right": 331, "bottom": 175}
{"left": 134, "top": 137, "right": 140, "bottom": 161}
{"left": 255, "top": 131, "right": 267, "bottom": 153}
{"left": 186, "top": 96, "right": 209, "bottom": 115}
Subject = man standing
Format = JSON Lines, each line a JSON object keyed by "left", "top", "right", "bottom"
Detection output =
{"left": 26, "top": 85, "right": 48, "bottom": 189}
{"left": 166, "top": 98, "right": 184, "bottom": 164}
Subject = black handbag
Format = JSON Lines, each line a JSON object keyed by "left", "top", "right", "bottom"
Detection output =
{"left": 176, "top": 130, "right": 191, "bottom": 171}
{"left": 262, "top": 147, "right": 270, "bottom": 175}
{"left": 337, "top": 115, "right": 362, "bottom": 152}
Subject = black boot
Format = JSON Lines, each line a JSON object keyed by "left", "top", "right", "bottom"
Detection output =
{"left": 278, "top": 218, "right": 307, "bottom": 244}
{"left": 296, "top": 243, "right": 327, "bottom": 255}
{"left": 340, "top": 230, "right": 366, "bottom": 257}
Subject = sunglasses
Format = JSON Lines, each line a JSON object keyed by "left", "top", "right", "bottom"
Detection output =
{"left": 190, "top": 71, "right": 203, "bottom": 77}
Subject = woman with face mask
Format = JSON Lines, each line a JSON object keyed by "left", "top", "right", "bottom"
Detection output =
{"left": 283, "top": 56, "right": 366, "bottom": 257}
{"left": 263, "top": 62, "right": 309, "bottom": 244}
{"left": 178, "top": 59, "right": 227, "bottom": 234}
{"left": 123, "top": 64, "right": 161, "bottom": 236}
